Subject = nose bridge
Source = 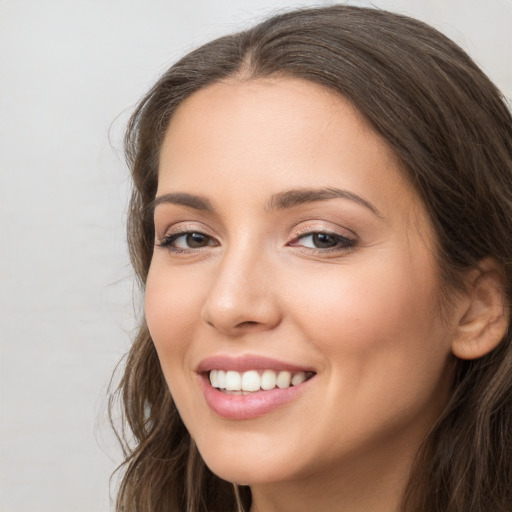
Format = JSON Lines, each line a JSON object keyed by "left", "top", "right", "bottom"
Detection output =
{"left": 201, "top": 233, "right": 280, "bottom": 334}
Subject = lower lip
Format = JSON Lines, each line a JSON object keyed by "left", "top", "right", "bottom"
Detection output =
{"left": 199, "top": 374, "right": 313, "bottom": 420}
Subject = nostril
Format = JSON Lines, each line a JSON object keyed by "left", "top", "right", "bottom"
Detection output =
{"left": 237, "top": 321, "right": 258, "bottom": 328}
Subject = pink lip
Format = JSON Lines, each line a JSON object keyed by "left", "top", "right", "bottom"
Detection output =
{"left": 196, "top": 354, "right": 316, "bottom": 420}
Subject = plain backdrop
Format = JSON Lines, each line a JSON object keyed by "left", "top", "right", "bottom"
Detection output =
{"left": 1, "top": 0, "right": 511, "bottom": 511}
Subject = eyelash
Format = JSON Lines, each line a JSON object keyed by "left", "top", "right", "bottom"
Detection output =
{"left": 157, "top": 229, "right": 217, "bottom": 253}
{"left": 156, "top": 228, "right": 357, "bottom": 254}
{"left": 288, "top": 229, "right": 357, "bottom": 253}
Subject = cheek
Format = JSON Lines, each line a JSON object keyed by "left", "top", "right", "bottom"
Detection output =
{"left": 285, "top": 255, "right": 451, "bottom": 404}
{"left": 144, "top": 263, "right": 203, "bottom": 367}
{"left": 144, "top": 265, "right": 208, "bottom": 430}
{"left": 290, "top": 255, "right": 440, "bottom": 339}
{"left": 285, "top": 263, "right": 453, "bottom": 459}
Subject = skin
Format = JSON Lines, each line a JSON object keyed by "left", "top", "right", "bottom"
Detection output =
{"left": 145, "top": 77, "right": 465, "bottom": 512}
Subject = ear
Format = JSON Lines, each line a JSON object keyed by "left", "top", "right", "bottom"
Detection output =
{"left": 451, "top": 258, "right": 509, "bottom": 360}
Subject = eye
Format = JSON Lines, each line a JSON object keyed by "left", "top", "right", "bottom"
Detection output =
{"left": 157, "top": 231, "right": 218, "bottom": 251}
{"left": 289, "top": 231, "right": 356, "bottom": 251}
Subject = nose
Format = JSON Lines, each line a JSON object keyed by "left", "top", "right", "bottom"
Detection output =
{"left": 201, "top": 244, "right": 282, "bottom": 336}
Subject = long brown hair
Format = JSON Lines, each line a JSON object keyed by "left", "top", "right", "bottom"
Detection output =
{"left": 110, "top": 5, "right": 512, "bottom": 511}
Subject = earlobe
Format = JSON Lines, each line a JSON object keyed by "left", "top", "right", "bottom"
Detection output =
{"left": 451, "top": 258, "right": 509, "bottom": 360}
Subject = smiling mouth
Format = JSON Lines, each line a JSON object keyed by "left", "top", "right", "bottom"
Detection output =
{"left": 209, "top": 369, "right": 316, "bottom": 394}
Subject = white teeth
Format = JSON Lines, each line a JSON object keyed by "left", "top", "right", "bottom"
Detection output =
{"left": 241, "top": 370, "right": 261, "bottom": 392}
{"left": 209, "top": 369, "right": 311, "bottom": 392}
{"left": 260, "top": 369, "right": 277, "bottom": 390}
{"left": 291, "top": 371, "right": 306, "bottom": 386}
{"left": 225, "top": 370, "right": 242, "bottom": 391}
{"left": 217, "top": 370, "right": 226, "bottom": 388}
{"left": 276, "top": 371, "right": 292, "bottom": 389}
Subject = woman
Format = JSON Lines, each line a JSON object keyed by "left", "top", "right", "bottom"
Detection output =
{"left": 111, "top": 5, "right": 512, "bottom": 512}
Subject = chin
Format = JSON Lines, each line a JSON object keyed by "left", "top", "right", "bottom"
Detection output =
{"left": 202, "top": 457, "right": 288, "bottom": 486}
{"left": 195, "top": 433, "right": 302, "bottom": 486}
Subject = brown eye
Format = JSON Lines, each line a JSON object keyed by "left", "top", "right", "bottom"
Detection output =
{"left": 290, "top": 231, "right": 356, "bottom": 251}
{"left": 311, "top": 233, "right": 338, "bottom": 248}
{"left": 185, "top": 232, "right": 210, "bottom": 248}
{"left": 158, "top": 231, "right": 218, "bottom": 251}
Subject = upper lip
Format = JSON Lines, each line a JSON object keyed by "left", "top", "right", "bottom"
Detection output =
{"left": 196, "top": 354, "right": 316, "bottom": 374}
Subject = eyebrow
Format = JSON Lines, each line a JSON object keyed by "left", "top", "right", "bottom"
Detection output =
{"left": 265, "top": 187, "right": 382, "bottom": 217}
{"left": 150, "top": 192, "right": 213, "bottom": 212}
{"left": 151, "top": 187, "right": 382, "bottom": 217}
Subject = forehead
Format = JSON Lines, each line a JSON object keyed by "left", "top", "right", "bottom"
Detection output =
{"left": 162, "top": 77, "right": 385, "bottom": 166}
{"left": 158, "top": 77, "right": 425, "bottom": 225}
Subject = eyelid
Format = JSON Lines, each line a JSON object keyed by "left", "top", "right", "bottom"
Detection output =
{"left": 154, "top": 220, "right": 358, "bottom": 254}
{"left": 155, "top": 222, "right": 219, "bottom": 250}
{"left": 156, "top": 221, "right": 215, "bottom": 240}
{"left": 290, "top": 222, "right": 357, "bottom": 240}
{"left": 287, "top": 222, "right": 358, "bottom": 253}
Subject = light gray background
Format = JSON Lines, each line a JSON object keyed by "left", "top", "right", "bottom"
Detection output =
{"left": 1, "top": 1, "right": 511, "bottom": 511}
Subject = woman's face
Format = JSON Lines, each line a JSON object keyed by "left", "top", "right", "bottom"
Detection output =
{"left": 146, "top": 78, "right": 458, "bottom": 487}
